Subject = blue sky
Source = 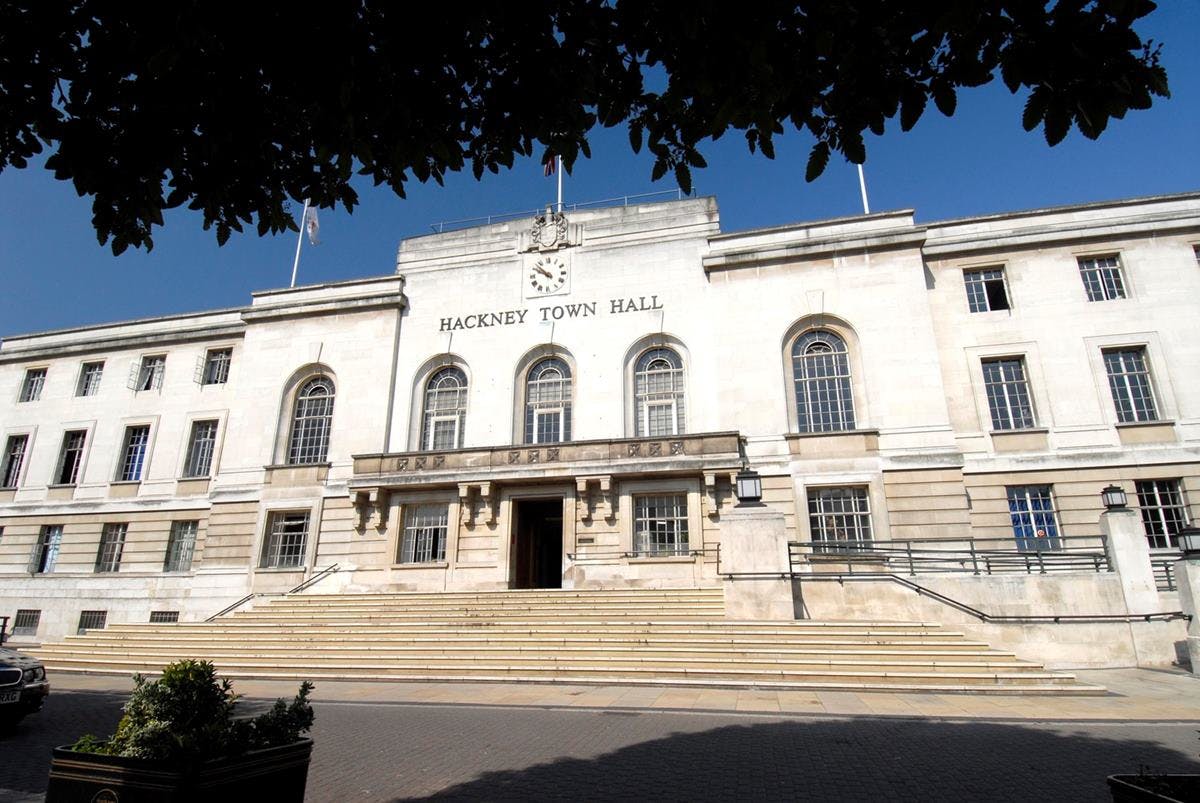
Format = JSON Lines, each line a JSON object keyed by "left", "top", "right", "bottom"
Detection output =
{"left": 1, "top": 5, "right": 1197, "bottom": 338}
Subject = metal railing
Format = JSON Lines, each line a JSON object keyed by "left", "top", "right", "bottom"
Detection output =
{"left": 567, "top": 546, "right": 719, "bottom": 566}
{"left": 0, "top": 615, "right": 7, "bottom": 645}
{"left": 204, "top": 563, "right": 340, "bottom": 622}
{"left": 788, "top": 536, "right": 1110, "bottom": 577}
{"left": 429, "top": 189, "right": 691, "bottom": 233}
{"left": 1151, "top": 551, "right": 1182, "bottom": 592}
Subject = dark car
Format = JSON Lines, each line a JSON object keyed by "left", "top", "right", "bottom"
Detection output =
{"left": 0, "top": 647, "right": 49, "bottom": 726}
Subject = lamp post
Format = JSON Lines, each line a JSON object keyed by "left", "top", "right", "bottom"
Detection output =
{"left": 1101, "top": 484, "right": 1127, "bottom": 510}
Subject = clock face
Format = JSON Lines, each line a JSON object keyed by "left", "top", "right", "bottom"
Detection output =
{"left": 528, "top": 256, "right": 568, "bottom": 295}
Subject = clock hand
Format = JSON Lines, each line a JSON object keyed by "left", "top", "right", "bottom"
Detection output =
{"left": 535, "top": 265, "right": 553, "bottom": 278}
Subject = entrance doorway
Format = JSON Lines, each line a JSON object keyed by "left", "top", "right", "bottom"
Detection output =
{"left": 511, "top": 498, "right": 564, "bottom": 589}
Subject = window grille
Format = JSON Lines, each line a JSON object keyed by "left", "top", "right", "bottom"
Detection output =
{"left": 634, "top": 348, "right": 685, "bottom": 437}
{"left": 12, "top": 609, "right": 40, "bottom": 636}
{"left": 30, "top": 525, "right": 62, "bottom": 573}
{"left": 149, "top": 610, "right": 179, "bottom": 624}
{"left": 77, "top": 610, "right": 107, "bottom": 634}
{"left": 1137, "top": 479, "right": 1189, "bottom": 550}
{"left": 421, "top": 367, "right": 467, "bottom": 451}
{"left": 981, "top": 358, "right": 1035, "bottom": 430}
{"left": 261, "top": 511, "right": 309, "bottom": 568}
{"left": 1078, "top": 255, "right": 1126, "bottom": 301}
{"left": 55, "top": 430, "right": 87, "bottom": 485}
{"left": 19, "top": 368, "right": 46, "bottom": 402}
{"left": 1006, "top": 485, "right": 1062, "bottom": 551}
{"left": 1, "top": 434, "right": 28, "bottom": 488}
{"left": 398, "top": 505, "right": 448, "bottom": 563}
{"left": 1103, "top": 348, "right": 1158, "bottom": 423}
{"left": 118, "top": 425, "right": 151, "bottom": 482}
{"left": 183, "top": 420, "right": 218, "bottom": 477}
{"left": 807, "top": 487, "right": 873, "bottom": 551}
{"left": 524, "top": 358, "right": 572, "bottom": 444}
{"left": 963, "top": 267, "right": 1010, "bottom": 312}
{"left": 164, "top": 520, "right": 198, "bottom": 572}
{"left": 77, "top": 361, "right": 105, "bottom": 396}
{"left": 95, "top": 523, "right": 127, "bottom": 572}
{"left": 633, "top": 494, "right": 689, "bottom": 556}
{"left": 287, "top": 378, "right": 334, "bottom": 464}
{"left": 132, "top": 355, "right": 166, "bottom": 392}
{"left": 201, "top": 348, "right": 232, "bottom": 385}
{"left": 792, "top": 330, "right": 856, "bottom": 432}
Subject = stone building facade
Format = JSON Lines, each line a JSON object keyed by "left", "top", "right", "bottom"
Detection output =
{"left": 1, "top": 192, "right": 1197, "bottom": 653}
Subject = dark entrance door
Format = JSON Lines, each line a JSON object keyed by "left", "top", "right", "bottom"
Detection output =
{"left": 512, "top": 498, "right": 564, "bottom": 589}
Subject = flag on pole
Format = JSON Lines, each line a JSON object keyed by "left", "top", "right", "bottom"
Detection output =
{"left": 544, "top": 157, "right": 556, "bottom": 177}
{"left": 304, "top": 205, "right": 321, "bottom": 245}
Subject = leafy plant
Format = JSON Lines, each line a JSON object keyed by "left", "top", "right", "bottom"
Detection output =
{"left": 71, "top": 660, "right": 314, "bottom": 766}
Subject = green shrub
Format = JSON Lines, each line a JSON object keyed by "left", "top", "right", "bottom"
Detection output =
{"left": 71, "top": 660, "right": 313, "bottom": 766}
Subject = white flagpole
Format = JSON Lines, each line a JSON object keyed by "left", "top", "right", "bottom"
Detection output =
{"left": 556, "top": 156, "right": 563, "bottom": 213}
{"left": 856, "top": 165, "right": 870, "bottom": 215}
{"left": 290, "top": 198, "right": 310, "bottom": 288}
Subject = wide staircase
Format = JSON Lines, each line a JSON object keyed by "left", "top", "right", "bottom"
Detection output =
{"left": 31, "top": 587, "right": 1101, "bottom": 695}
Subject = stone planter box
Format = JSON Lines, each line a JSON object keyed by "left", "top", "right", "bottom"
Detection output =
{"left": 1107, "top": 774, "right": 1200, "bottom": 803}
{"left": 45, "top": 738, "right": 312, "bottom": 803}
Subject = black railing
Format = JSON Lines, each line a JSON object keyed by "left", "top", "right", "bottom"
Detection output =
{"left": 788, "top": 536, "right": 1111, "bottom": 577}
{"left": 1151, "top": 552, "right": 1182, "bottom": 592}
{"left": 567, "top": 546, "right": 719, "bottom": 566}
{"left": 204, "top": 563, "right": 340, "bottom": 622}
{"left": 0, "top": 615, "right": 7, "bottom": 645}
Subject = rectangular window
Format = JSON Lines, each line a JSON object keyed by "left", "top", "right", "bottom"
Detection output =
{"left": 1, "top": 434, "right": 28, "bottom": 488}
{"left": 633, "top": 494, "right": 690, "bottom": 556}
{"left": 133, "top": 355, "right": 166, "bottom": 391}
{"left": 429, "top": 417, "right": 459, "bottom": 451}
{"left": 55, "top": 430, "right": 87, "bottom": 485}
{"left": 1103, "top": 347, "right": 1158, "bottom": 423}
{"left": 164, "top": 520, "right": 198, "bottom": 572}
{"left": 1006, "top": 485, "right": 1062, "bottom": 551}
{"left": 261, "top": 511, "right": 309, "bottom": 569}
{"left": 398, "top": 505, "right": 448, "bottom": 564}
{"left": 981, "top": 358, "right": 1036, "bottom": 430}
{"left": 12, "top": 609, "right": 40, "bottom": 636}
{"left": 95, "top": 523, "right": 127, "bottom": 572}
{"left": 77, "top": 361, "right": 105, "bottom": 396}
{"left": 19, "top": 368, "right": 46, "bottom": 402}
{"left": 645, "top": 400, "right": 678, "bottom": 437}
{"left": 1136, "top": 479, "right": 1189, "bottom": 550}
{"left": 532, "top": 409, "right": 564, "bottom": 444}
{"left": 149, "top": 610, "right": 179, "bottom": 624}
{"left": 1078, "top": 255, "right": 1126, "bottom": 301}
{"left": 807, "top": 487, "right": 873, "bottom": 552}
{"left": 77, "top": 610, "right": 107, "bottom": 634}
{"left": 117, "top": 425, "right": 151, "bottom": 482}
{"left": 201, "top": 348, "right": 232, "bottom": 385}
{"left": 30, "top": 525, "right": 62, "bottom": 573}
{"left": 182, "top": 420, "right": 218, "bottom": 478}
{"left": 963, "top": 267, "right": 1010, "bottom": 312}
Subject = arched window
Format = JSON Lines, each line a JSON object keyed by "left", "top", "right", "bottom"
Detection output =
{"left": 421, "top": 367, "right": 468, "bottom": 450}
{"left": 524, "top": 358, "right": 572, "bottom": 444}
{"left": 792, "top": 331, "right": 855, "bottom": 432}
{"left": 634, "top": 348, "right": 685, "bottom": 437}
{"left": 287, "top": 377, "right": 335, "bottom": 464}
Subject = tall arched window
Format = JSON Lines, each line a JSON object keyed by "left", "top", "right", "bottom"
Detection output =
{"left": 421, "top": 366, "right": 468, "bottom": 450}
{"left": 634, "top": 348, "right": 685, "bottom": 437}
{"left": 524, "top": 358, "right": 572, "bottom": 444}
{"left": 287, "top": 377, "right": 335, "bottom": 464}
{"left": 792, "top": 331, "right": 855, "bottom": 432}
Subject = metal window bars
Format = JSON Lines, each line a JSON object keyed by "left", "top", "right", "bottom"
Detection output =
{"left": 30, "top": 526, "right": 62, "bottom": 573}
{"left": 399, "top": 505, "right": 448, "bottom": 563}
{"left": 12, "top": 609, "right": 40, "bottom": 636}
{"left": 1103, "top": 348, "right": 1158, "bottom": 423}
{"left": 1, "top": 435, "right": 27, "bottom": 488}
{"left": 1136, "top": 479, "right": 1189, "bottom": 549}
{"left": 118, "top": 426, "right": 150, "bottom": 482}
{"left": 633, "top": 494, "right": 689, "bottom": 556}
{"left": 95, "top": 523, "right": 127, "bottom": 572}
{"left": 77, "top": 610, "right": 107, "bottom": 634}
{"left": 77, "top": 362, "right": 104, "bottom": 396}
{"left": 19, "top": 368, "right": 46, "bottom": 402}
{"left": 262, "top": 512, "right": 309, "bottom": 568}
{"left": 164, "top": 520, "right": 198, "bottom": 572}
{"left": 183, "top": 420, "right": 218, "bottom": 477}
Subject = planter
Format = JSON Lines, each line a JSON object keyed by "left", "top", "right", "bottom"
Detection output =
{"left": 45, "top": 738, "right": 312, "bottom": 803}
{"left": 1107, "top": 774, "right": 1200, "bottom": 803}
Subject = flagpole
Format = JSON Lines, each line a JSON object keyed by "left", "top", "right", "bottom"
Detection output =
{"left": 856, "top": 165, "right": 870, "bottom": 215}
{"left": 556, "top": 156, "right": 563, "bottom": 213}
{"left": 290, "top": 198, "right": 310, "bottom": 288}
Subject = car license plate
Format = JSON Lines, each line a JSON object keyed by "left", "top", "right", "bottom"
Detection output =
{"left": 0, "top": 690, "right": 18, "bottom": 704}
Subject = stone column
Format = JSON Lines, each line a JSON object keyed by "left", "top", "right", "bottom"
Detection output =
{"left": 1173, "top": 556, "right": 1200, "bottom": 675}
{"left": 719, "top": 505, "right": 794, "bottom": 620}
{"left": 1100, "top": 507, "right": 1159, "bottom": 614}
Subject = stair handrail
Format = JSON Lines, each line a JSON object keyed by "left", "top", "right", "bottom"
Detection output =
{"left": 204, "top": 564, "right": 341, "bottom": 622}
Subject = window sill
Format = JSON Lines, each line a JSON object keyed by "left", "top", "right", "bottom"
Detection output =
{"left": 628, "top": 555, "right": 697, "bottom": 564}
{"left": 254, "top": 566, "right": 307, "bottom": 573}
{"left": 264, "top": 463, "right": 331, "bottom": 486}
{"left": 108, "top": 481, "right": 141, "bottom": 499}
{"left": 990, "top": 428, "right": 1049, "bottom": 453}
{"left": 1115, "top": 420, "right": 1176, "bottom": 446}
{"left": 1114, "top": 419, "right": 1174, "bottom": 429}
{"left": 391, "top": 561, "right": 449, "bottom": 570}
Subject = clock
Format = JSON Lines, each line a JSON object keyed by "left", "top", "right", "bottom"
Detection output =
{"left": 528, "top": 256, "right": 568, "bottom": 296}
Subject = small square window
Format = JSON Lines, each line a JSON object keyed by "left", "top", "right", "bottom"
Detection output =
{"left": 807, "top": 487, "right": 873, "bottom": 552}
{"left": 201, "top": 348, "right": 232, "bottom": 385}
{"left": 963, "top": 267, "right": 1010, "bottom": 313}
{"left": 1078, "top": 255, "right": 1126, "bottom": 301}
{"left": 149, "top": 610, "right": 179, "bottom": 624}
{"left": 398, "top": 505, "right": 448, "bottom": 563}
{"left": 131, "top": 355, "right": 166, "bottom": 392}
{"left": 633, "top": 494, "right": 690, "bottom": 556}
{"left": 77, "top": 610, "right": 107, "bottom": 634}
{"left": 12, "top": 609, "right": 40, "bottom": 636}
{"left": 19, "top": 368, "right": 47, "bottom": 402}
{"left": 261, "top": 511, "right": 309, "bottom": 569}
{"left": 77, "top": 361, "right": 105, "bottom": 397}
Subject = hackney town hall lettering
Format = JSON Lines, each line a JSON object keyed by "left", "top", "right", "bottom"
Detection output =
{"left": 439, "top": 296, "right": 664, "bottom": 332}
